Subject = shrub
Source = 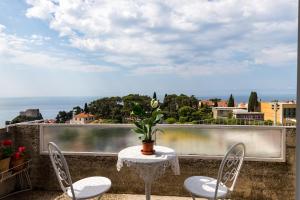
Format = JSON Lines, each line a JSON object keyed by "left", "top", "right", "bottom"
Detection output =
{"left": 101, "top": 119, "right": 121, "bottom": 124}
{"left": 178, "top": 106, "right": 195, "bottom": 118}
{"left": 179, "top": 116, "right": 188, "bottom": 123}
{"left": 165, "top": 117, "right": 177, "bottom": 124}
{"left": 264, "top": 120, "right": 273, "bottom": 126}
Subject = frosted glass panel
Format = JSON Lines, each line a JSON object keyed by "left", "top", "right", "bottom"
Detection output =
{"left": 40, "top": 124, "right": 285, "bottom": 161}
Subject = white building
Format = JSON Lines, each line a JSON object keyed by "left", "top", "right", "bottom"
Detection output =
{"left": 212, "top": 107, "right": 245, "bottom": 119}
{"left": 70, "top": 113, "right": 95, "bottom": 124}
{"left": 232, "top": 109, "right": 264, "bottom": 121}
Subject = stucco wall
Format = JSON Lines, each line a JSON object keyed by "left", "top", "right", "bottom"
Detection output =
{"left": 7, "top": 125, "right": 296, "bottom": 200}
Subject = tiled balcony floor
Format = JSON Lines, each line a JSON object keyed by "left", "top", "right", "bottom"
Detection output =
{"left": 3, "top": 191, "right": 202, "bottom": 200}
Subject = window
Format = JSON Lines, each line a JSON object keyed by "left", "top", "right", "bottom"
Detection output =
{"left": 284, "top": 108, "right": 296, "bottom": 118}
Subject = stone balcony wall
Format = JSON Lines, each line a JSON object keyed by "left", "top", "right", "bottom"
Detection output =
{"left": 0, "top": 128, "right": 17, "bottom": 196}
{"left": 5, "top": 125, "right": 296, "bottom": 200}
{"left": 0, "top": 128, "right": 8, "bottom": 139}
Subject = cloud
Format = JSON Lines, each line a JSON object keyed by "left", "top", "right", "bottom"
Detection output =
{"left": 255, "top": 44, "right": 297, "bottom": 66}
{"left": 29, "top": 34, "right": 51, "bottom": 45}
{"left": 26, "top": 0, "right": 57, "bottom": 20}
{"left": 0, "top": 24, "right": 6, "bottom": 32}
{"left": 25, "top": 0, "right": 298, "bottom": 76}
{"left": 0, "top": 25, "right": 116, "bottom": 73}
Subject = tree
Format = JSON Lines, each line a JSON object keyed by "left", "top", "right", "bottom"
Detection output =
{"left": 176, "top": 94, "right": 198, "bottom": 109}
{"left": 178, "top": 106, "right": 195, "bottom": 122}
{"left": 73, "top": 106, "right": 83, "bottom": 115}
{"left": 161, "top": 94, "right": 178, "bottom": 118}
{"left": 189, "top": 95, "right": 199, "bottom": 109}
{"left": 122, "top": 94, "right": 152, "bottom": 118}
{"left": 89, "top": 97, "right": 123, "bottom": 121}
{"left": 84, "top": 103, "right": 89, "bottom": 113}
{"left": 192, "top": 105, "right": 212, "bottom": 121}
{"left": 110, "top": 104, "right": 123, "bottom": 122}
{"left": 228, "top": 94, "right": 235, "bottom": 107}
{"left": 56, "top": 111, "right": 72, "bottom": 123}
{"left": 153, "top": 92, "right": 157, "bottom": 100}
{"left": 161, "top": 94, "right": 199, "bottom": 119}
{"left": 248, "top": 91, "right": 259, "bottom": 112}
{"left": 178, "top": 106, "right": 195, "bottom": 117}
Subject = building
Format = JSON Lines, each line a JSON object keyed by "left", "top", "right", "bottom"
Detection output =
{"left": 238, "top": 102, "right": 248, "bottom": 109}
{"left": 199, "top": 100, "right": 228, "bottom": 107}
{"left": 232, "top": 109, "right": 264, "bottom": 121}
{"left": 260, "top": 101, "right": 296, "bottom": 125}
{"left": 70, "top": 113, "right": 95, "bottom": 124}
{"left": 20, "top": 109, "right": 41, "bottom": 118}
{"left": 212, "top": 107, "right": 246, "bottom": 119}
{"left": 43, "top": 119, "right": 56, "bottom": 124}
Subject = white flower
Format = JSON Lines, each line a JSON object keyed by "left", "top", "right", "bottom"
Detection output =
{"left": 151, "top": 99, "right": 159, "bottom": 108}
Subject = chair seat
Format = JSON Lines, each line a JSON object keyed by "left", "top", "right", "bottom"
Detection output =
{"left": 67, "top": 176, "right": 111, "bottom": 199}
{"left": 184, "top": 176, "right": 228, "bottom": 199}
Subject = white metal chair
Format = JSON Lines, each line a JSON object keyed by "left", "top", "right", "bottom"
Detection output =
{"left": 48, "top": 142, "right": 111, "bottom": 200}
{"left": 184, "top": 143, "right": 245, "bottom": 200}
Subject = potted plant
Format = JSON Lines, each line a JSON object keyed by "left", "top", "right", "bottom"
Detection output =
{"left": 11, "top": 146, "right": 27, "bottom": 172}
{"left": 0, "top": 139, "right": 13, "bottom": 173}
{"left": 131, "top": 98, "right": 164, "bottom": 155}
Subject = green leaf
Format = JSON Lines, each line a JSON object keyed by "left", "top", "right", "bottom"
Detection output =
{"left": 133, "top": 127, "right": 145, "bottom": 134}
{"left": 153, "top": 114, "right": 163, "bottom": 124}
{"left": 134, "top": 121, "right": 143, "bottom": 129}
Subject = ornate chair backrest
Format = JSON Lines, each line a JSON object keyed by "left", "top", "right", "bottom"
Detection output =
{"left": 214, "top": 142, "right": 245, "bottom": 200}
{"left": 48, "top": 142, "right": 76, "bottom": 200}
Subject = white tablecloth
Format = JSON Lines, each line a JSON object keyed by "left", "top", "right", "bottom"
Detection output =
{"left": 117, "top": 145, "right": 180, "bottom": 182}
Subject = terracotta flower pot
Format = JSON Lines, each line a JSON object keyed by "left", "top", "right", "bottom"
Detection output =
{"left": 141, "top": 141, "right": 155, "bottom": 155}
{"left": 11, "top": 157, "right": 25, "bottom": 172}
{"left": 0, "top": 157, "right": 11, "bottom": 173}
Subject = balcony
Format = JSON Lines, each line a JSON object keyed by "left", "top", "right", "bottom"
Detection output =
{"left": 0, "top": 124, "right": 296, "bottom": 200}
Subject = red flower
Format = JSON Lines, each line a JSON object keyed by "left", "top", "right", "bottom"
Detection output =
{"left": 15, "top": 152, "right": 20, "bottom": 159}
{"left": 2, "top": 139, "right": 12, "bottom": 146}
{"left": 18, "top": 146, "right": 26, "bottom": 153}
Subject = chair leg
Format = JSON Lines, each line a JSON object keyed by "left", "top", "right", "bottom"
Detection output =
{"left": 190, "top": 193, "right": 196, "bottom": 200}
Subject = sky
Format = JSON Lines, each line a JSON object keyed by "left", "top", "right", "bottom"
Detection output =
{"left": 0, "top": 0, "right": 298, "bottom": 98}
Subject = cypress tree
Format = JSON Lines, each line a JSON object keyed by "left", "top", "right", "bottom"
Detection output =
{"left": 228, "top": 94, "right": 235, "bottom": 107}
{"left": 248, "top": 91, "right": 258, "bottom": 112}
{"left": 153, "top": 92, "right": 157, "bottom": 100}
{"left": 84, "top": 103, "right": 89, "bottom": 113}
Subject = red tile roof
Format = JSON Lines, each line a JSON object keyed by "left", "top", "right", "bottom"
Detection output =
{"left": 200, "top": 100, "right": 228, "bottom": 107}
{"left": 74, "top": 113, "right": 95, "bottom": 118}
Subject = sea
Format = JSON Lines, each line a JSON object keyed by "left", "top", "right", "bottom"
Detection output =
{"left": 0, "top": 94, "right": 296, "bottom": 128}
{"left": 0, "top": 96, "right": 98, "bottom": 128}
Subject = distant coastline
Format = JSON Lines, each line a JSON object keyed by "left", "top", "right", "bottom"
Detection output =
{"left": 197, "top": 94, "right": 296, "bottom": 103}
{"left": 0, "top": 94, "right": 296, "bottom": 128}
{"left": 0, "top": 96, "right": 98, "bottom": 127}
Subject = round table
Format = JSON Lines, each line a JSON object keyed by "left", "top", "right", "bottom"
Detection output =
{"left": 117, "top": 145, "right": 180, "bottom": 200}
